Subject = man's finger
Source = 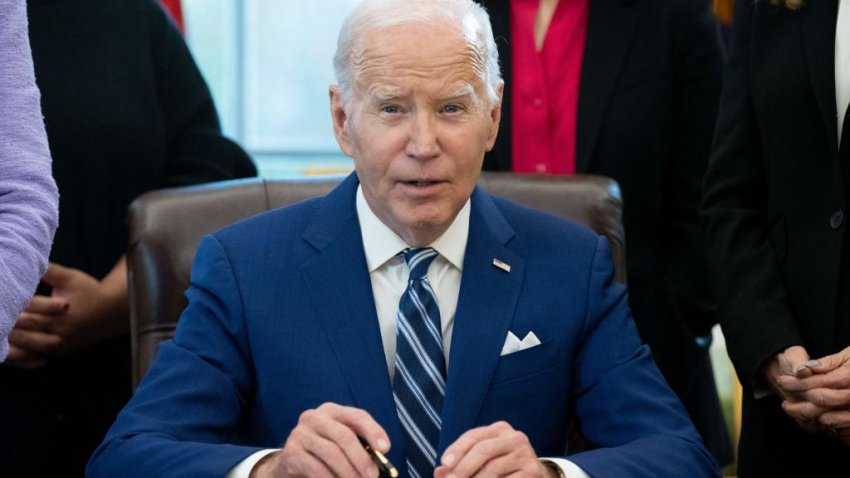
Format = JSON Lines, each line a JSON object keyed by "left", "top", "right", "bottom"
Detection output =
{"left": 24, "top": 295, "right": 69, "bottom": 315}
{"left": 782, "top": 399, "right": 829, "bottom": 423}
{"left": 803, "top": 388, "right": 850, "bottom": 409}
{"left": 817, "top": 409, "right": 850, "bottom": 431}
{"left": 41, "top": 262, "right": 75, "bottom": 288}
{"left": 449, "top": 435, "right": 521, "bottom": 477}
{"left": 8, "top": 328, "right": 62, "bottom": 353}
{"left": 440, "top": 422, "right": 511, "bottom": 469}
{"left": 780, "top": 367, "right": 850, "bottom": 392}
{"left": 807, "top": 348, "right": 850, "bottom": 375}
{"left": 308, "top": 411, "right": 378, "bottom": 477}
{"left": 322, "top": 403, "right": 390, "bottom": 453}
{"left": 780, "top": 346, "right": 811, "bottom": 375}
{"left": 774, "top": 374, "right": 819, "bottom": 399}
{"left": 5, "top": 345, "right": 47, "bottom": 369}
{"left": 15, "top": 312, "right": 55, "bottom": 331}
{"left": 468, "top": 453, "right": 527, "bottom": 477}
{"left": 794, "top": 364, "right": 815, "bottom": 379}
{"left": 298, "top": 430, "right": 367, "bottom": 478}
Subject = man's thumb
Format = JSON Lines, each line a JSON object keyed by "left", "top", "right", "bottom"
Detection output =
{"left": 41, "top": 262, "right": 73, "bottom": 288}
{"left": 805, "top": 353, "right": 842, "bottom": 375}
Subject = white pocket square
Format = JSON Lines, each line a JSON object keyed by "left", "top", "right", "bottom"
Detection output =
{"left": 500, "top": 331, "right": 542, "bottom": 356}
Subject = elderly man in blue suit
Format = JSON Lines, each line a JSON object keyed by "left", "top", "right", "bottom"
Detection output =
{"left": 87, "top": 0, "right": 719, "bottom": 477}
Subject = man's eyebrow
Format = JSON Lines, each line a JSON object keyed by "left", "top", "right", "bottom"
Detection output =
{"left": 368, "top": 89, "right": 404, "bottom": 102}
{"left": 441, "top": 84, "right": 475, "bottom": 101}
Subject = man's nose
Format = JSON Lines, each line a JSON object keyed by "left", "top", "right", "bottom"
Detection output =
{"left": 405, "top": 112, "right": 440, "bottom": 160}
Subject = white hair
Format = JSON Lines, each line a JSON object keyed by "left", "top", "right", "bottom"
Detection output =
{"left": 333, "top": 0, "right": 501, "bottom": 107}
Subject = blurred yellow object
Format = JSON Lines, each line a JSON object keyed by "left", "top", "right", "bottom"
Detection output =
{"left": 303, "top": 166, "right": 354, "bottom": 176}
{"left": 713, "top": 0, "right": 733, "bottom": 25}
{"left": 733, "top": 371, "right": 742, "bottom": 449}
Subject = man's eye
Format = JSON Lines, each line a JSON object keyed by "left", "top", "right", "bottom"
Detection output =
{"left": 382, "top": 105, "right": 400, "bottom": 114}
{"left": 443, "top": 104, "right": 463, "bottom": 113}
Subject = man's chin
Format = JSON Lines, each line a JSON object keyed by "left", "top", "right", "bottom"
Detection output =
{"left": 392, "top": 214, "right": 455, "bottom": 246}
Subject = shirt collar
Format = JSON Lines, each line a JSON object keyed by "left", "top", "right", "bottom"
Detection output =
{"left": 356, "top": 185, "right": 469, "bottom": 273}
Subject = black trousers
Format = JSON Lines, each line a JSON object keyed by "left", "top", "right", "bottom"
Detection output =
{"left": 0, "top": 336, "right": 131, "bottom": 478}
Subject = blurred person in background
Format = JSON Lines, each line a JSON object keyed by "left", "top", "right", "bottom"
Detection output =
{"left": 702, "top": 0, "right": 850, "bottom": 475}
{"left": 477, "top": 0, "right": 732, "bottom": 465}
{"left": 0, "top": 0, "right": 257, "bottom": 476}
{"left": 0, "top": 0, "right": 59, "bottom": 363}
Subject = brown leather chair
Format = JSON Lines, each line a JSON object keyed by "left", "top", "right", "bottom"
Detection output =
{"left": 127, "top": 172, "right": 624, "bottom": 387}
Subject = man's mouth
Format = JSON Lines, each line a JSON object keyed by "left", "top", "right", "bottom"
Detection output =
{"left": 404, "top": 180, "right": 440, "bottom": 187}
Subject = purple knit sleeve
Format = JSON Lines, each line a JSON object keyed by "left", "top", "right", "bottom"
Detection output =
{"left": 0, "top": 0, "right": 59, "bottom": 361}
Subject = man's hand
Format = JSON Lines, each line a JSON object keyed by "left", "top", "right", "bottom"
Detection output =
{"left": 761, "top": 345, "right": 823, "bottom": 433}
{"left": 5, "top": 295, "right": 67, "bottom": 368}
{"left": 252, "top": 403, "right": 389, "bottom": 478}
{"left": 762, "top": 345, "right": 814, "bottom": 401}
{"left": 818, "top": 408, "right": 850, "bottom": 448}
{"left": 777, "top": 345, "right": 850, "bottom": 446}
{"left": 434, "top": 421, "right": 555, "bottom": 478}
{"left": 5, "top": 261, "right": 129, "bottom": 367}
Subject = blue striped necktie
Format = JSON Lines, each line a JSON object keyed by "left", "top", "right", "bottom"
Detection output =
{"left": 393, "top": 247, "right": 446, "bottom": 478}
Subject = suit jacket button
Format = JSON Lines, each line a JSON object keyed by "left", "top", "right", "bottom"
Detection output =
{"left": 831, "top": 210, "right": 844, "bottom": 229}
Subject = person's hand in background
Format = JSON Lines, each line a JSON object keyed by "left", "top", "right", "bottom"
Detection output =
{"left": 779, "top": 345, "right": 850, "bottom": 446}
{"left": 761, "top": 345, "right": 822, "bottom": 433}
{"left": 5, "top": 259, "right": 128, "bottom": 367}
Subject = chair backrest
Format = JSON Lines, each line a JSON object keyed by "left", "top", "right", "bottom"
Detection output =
{"left": 127, "top": 172, "right": 624, "bottom": 386}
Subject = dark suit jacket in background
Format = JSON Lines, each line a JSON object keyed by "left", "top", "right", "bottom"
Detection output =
{"left": 87, "top": 174, "right": 719, "bottom": 478}
{"left": 702, "top": 0, "right": 850, "bottom": 475}
{"left": 479, "top": 0, "right": 730, "bottom": 464}
{"left": 0, "top": 1, "right": 257, "bottom": 476}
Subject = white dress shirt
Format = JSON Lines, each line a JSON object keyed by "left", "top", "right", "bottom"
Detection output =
{"left": 357, "top": 185, "right": 467, "bottom": 379}
{"left": 228, "top": 185, "right": 587, "bottom": 477}
{"left": 837, "top": 0, "right": 850, "bottom": 142}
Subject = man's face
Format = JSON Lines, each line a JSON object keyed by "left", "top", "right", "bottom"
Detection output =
{"left": 330, "top": 23, "right": 502, "bottom": 246}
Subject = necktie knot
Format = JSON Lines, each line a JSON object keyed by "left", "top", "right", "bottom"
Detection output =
{"left": 403, "top": 247, "right": 438, "bottom": 280}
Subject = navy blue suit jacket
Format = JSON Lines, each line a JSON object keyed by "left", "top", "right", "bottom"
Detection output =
{"left": 88, "top": 174, "right": 718, "bottom": 477}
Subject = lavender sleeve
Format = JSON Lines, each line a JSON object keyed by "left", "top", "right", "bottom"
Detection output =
{"left": 0, "top": 0, "right": 59, "bottom": 361}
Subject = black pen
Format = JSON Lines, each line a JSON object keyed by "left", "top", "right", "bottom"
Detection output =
{"left": 358, "top": 436, "right": 398, "bottom": 477}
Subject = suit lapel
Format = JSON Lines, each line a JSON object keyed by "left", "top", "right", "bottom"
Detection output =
{"left": 438, "top": 188, "right": 526, "bottom": 454}
{"left": 576, "top": 0, "right": 642, "bottom": 171}
{"left": 299, "top": 174, "right": 407, "bottom": 467}
{"left": 799, "top": 0, "right": 840, "bottom": 152}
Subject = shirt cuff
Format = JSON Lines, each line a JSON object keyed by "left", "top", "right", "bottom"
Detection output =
{"left": 753, "top": 384, "right": 773, "bottom": 399}
{"left": 542, "top": 457, "right": 591, "bottom": 478}
{"left": 752, "top": 369, "right": 774, "bottom": 399}
{"left": 225, "top": 449, "right": 280, "bottom": 478}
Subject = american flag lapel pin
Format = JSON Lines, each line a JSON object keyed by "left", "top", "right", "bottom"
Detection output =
{"left": 492, "top": 258, "right": 511, "bottom": 273}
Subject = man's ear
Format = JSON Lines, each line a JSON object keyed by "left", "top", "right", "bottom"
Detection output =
{"left": 329, "top": 85, "right": 355, "bottom": 157}
{"left": 485, "top": 80, "right": 504, "bottom": 152}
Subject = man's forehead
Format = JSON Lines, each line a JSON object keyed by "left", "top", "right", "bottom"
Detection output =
{"left": 354, "top": 24, "right": 484, "bottom": 70}
{"left": 351, "top": 26, "right": 486, "bottom": 94}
